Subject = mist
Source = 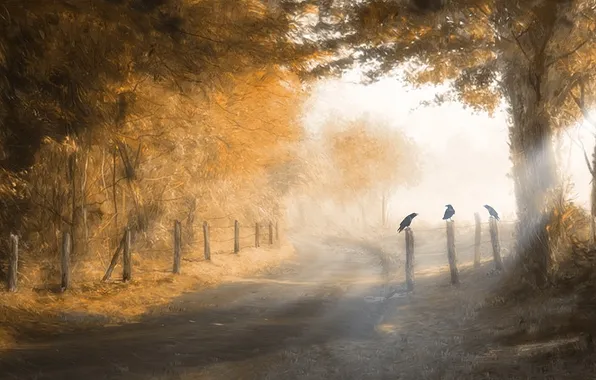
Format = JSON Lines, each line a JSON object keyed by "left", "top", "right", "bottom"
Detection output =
{"left": 294, "top": 75, "right": 594, "bottom": 229}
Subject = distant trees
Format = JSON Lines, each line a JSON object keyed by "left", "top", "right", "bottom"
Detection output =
{"left": 325, "top": 117, "right": 420, "bottom": 199}
{"left": 295, "top": 115, "right": 421, "bottom": 227}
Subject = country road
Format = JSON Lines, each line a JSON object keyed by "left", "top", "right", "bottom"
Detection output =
{"left": 0, "top": 232, "right": 511, "bottom": 380}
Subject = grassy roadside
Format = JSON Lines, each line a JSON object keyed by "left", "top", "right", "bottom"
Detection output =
{"left": 0, "top": 242, "right": 295, "bottom": 349}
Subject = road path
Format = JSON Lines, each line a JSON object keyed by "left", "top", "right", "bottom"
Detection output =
{"left": 0, "top": 234, "right": 411, "bottom": 380}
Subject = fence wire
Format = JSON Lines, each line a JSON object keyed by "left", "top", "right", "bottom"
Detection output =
{"left": 413, "top": 237, "right": 516, "bottom": 257}
{"left": 410, "top": 219, "right": 517, "bottom": 232}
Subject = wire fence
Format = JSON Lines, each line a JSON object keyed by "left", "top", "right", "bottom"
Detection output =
{"left": 4, "top": 218, "right": 281, "bottom": 293}
{"left": 394, "top": 217, "right": 515, "bottom": 288}
{"left": 409, "top": 219, "right": 517, "bottom": 232}
{"left": 412, "top": 236, "right": 516, "bottom": 257}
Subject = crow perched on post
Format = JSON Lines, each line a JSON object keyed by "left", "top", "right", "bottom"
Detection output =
{"left": 442, "top": 204, "right": 455, "bottom": 221}
{"left": 483, "top": 205, "right": 500, "bottom": 220}
{"left": 398, "top": 213, "right": 418, "bottom": 233}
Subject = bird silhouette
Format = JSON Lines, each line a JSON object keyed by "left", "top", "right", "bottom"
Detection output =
{"left": 442, "top": 204, "right": 455, "bottom": 221}
{"left": 483, "top": 204, "right": 500, "bottom": 220}
{"left": 398, "top": 213, "right": 418, "bottom": 233}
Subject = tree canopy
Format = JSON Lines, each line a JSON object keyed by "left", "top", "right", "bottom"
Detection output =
{"left": 292, "top": 115, "right": 421, "bottom": 206}
{"left": 285, "top": 0, "right": 596, "bottom": 122}
{"left": 282, "top": 0, "right": 596, "bottom": 284}
{"left": 0, "top": 0, "right": 312, "bottom": 277}
{"left": 324, "top": 116, "right": 420, "bottom": 200}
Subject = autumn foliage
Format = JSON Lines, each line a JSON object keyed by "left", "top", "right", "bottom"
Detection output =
{"left": 0, "top": 0, "right": 310, "bottom": 285}
{"left": 323, "top": 118, "right": 420, "bottom": 202}
{"left": 287, "top": 114, "right": 422, "bottom": 232}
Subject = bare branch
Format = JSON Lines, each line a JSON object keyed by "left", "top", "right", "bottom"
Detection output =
{"left": 563, "top": 128, "right": 594, "bottom": 175}
{"left": 570, "top": 79, "right": 596, "bottom": 127}
{"left": 512, "top": 31, "right": 532, "bottom": 62}
{"left": 551, "top": 72, "right": 586, "bottom": 110}
{"left": 546, "top": 38, "right": 593, "bottom": 67}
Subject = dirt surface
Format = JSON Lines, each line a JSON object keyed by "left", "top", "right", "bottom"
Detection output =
{"left": 1, "top": 230, "right": 593, "bottom": 379}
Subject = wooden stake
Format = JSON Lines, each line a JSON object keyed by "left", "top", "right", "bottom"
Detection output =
{"left": 405, "top": 227, "right": 415, "bottom": 291}
{"left": 203, "top": 221, "right": 211, "bottom": 260}
{"left": 61, "top": 231, "right": 71, "bottom": 291}
{"left": 173, "top": 220, "right": 182, "bottom": 274}
{"left": 474, "top": 212, "right": 481, "bottom": 268}
{"left": 446, "top": 220, "right": 460, "bottom": 285}
{"left": 489, "top": 217, "right": 504, "bottom": 271}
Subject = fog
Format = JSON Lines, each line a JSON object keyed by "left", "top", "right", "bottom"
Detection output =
{"left": 295, "top": 74, "right": 594, "bottom": 229}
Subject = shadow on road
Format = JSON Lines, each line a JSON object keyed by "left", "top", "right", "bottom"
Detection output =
{"left": 0, "top": 235, "right": 392, "bottom": 379}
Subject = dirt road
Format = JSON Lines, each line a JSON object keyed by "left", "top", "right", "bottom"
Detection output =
{"left": 0, "top": 234, "right": 401, "bottom": 379}
{"left": 0, "top": 232, "right": 507, "bottom": 380}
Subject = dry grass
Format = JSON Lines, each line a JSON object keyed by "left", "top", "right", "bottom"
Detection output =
{"left": 0, "top": 240, "right": 295, "bottom": 349}
{"left": 370, "top": 261, "right": 596, "bottom": 379}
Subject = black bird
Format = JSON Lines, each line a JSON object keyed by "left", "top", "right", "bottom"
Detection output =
{"left": 483, "top": 204, "right": 500, "bottom": 220}
{"left": 442, "top": 204, "right": 455, "bottom": 221}
{"left": 398, "top": 213, "right": 418, "bottom": 233}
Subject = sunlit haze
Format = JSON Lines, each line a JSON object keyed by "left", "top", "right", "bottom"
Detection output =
{"left": 302, "top": 74, "right": 594, "bottom": 225}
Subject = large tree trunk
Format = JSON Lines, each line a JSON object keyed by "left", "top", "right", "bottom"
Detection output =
{"left": 505, "top": 66, "right": 558, "bottom": 287}
{"left": 496, "top": 0, "right": 573, "bottom": 288}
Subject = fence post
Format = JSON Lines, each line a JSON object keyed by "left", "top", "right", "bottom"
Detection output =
{"left": 269, "top": 222, "right": 273, "bottom": 245}
{"left": 405, "top": 227, "right": 415, "bottom": 291}
{"left": 61, "top": 231, "right": 71, "bottom": 291}
{"left": 203, "top": 221, "right": 211, "bottom": 260}
{"left": 489, "top": 217, "right": 504, "bottom": 271}
{"left": 102, "top": 231, "right": 126, "bottom": 281}
{"left": 474, "top": 212, "right": 481, "bottom": 268}
{"left": 7, "top": 233, "right": 18, "bottom": 292}
{"left": 255, "top": 223, "right": 260, "bottom": 248}
{"left": 122, "top": 227, "right": 132, "bottom": 282}
{"left": 234, "top": 220, "right": 240, "bottom": 254}
{"left": 173, "top": 220, "right": 181, "bottom": 274}
{"left": 446, "top": 220, "right": 459, "bottom": 285}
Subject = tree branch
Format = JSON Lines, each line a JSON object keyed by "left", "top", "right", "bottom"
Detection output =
{"left": 546, "top": 38, "right": 592, "bottom": 67}
{"left": 563, "top": 128, "right": 594, "bottom": 176}
{"left": 570, "top": 79, "right": 596, "bottom": 127}
{"left": 512, "top": 30, "right": 532, "bottom": 62}
{"left": 551, "top": 72, "right": 586, "bottom": 110}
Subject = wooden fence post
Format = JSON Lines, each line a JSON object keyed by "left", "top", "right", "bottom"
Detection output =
{"left": 489, "top": 217, "right": 504, "bottom": 271}
{"left": 173, "top": 220, "right": 181, "bottom": 274}
{"left": 122, "top": 227, "right": 132, "bottom": 282}
{"left": 203, "top": 221, "right": 211, "bottom": 260}
{"left": 446, "top": 220, "right": 460, "bottom": 285}
{"left": 405, "top": 227, "right": 415, "bottom": 291}
{"left": 234, "top": 220, "right": 240, "bottom": 254}
{"left": 7, "top": 233, "right": 18, "bottom": 292}
{"left": 474, "top": 212, "right": 481, "bottom": 268}
{"left": 269, "top": 222, "right": 273, "bottom": 245}
{"left": 61, "top": 231, "right": 71, "bottom": 291}
{"left": 102, "top": 231, "right": 126, "bottom": 281}
{"left": 255, "top": 223, "right": 260, "bottom": 248}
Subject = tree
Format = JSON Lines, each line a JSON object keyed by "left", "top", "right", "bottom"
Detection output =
{"left": 0, "top": 0, "right": 311, "bottom": 277}
{"left": 285, "top": 0, "right": 596, "bottom": 286}
{"left": 319, "top": 116, "right": 420, "bottom": 226}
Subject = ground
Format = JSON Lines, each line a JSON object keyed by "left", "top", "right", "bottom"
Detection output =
{"left": 1, "top": 226, "right": 595, "bottom": 379}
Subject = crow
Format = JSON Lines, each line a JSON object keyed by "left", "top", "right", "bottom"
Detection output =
{"left": 442, "top": 204, "right": 455, "bottom": 221}
{"left": 398, "top": 213, "right": 418, "bottom": 233}
{"left": 483, "top": 204, "right": 500, "bottom": 220}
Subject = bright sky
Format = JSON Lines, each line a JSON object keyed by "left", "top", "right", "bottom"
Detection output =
{"left": 302, "top": 74, "right": 594, "bottom": 225}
